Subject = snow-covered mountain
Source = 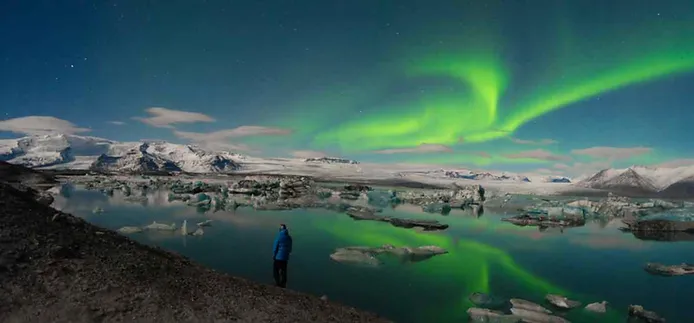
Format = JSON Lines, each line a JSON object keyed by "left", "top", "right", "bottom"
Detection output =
{"left": 90, "top": 143, "right": 182, "bottom": 173}
{"left": 578, "top": 165, "right": 694, "bottom": 196}
{"left": 0, "top": 134, "right": 239, "bottom": 173}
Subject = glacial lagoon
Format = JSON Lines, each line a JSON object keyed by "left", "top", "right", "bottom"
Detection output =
{"left": 52, "top": 186, "right": 694, "bottom": 323}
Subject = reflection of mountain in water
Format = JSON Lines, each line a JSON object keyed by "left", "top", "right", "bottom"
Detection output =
{"left": 632, "top": 230, "right": 694, "bottom": 242}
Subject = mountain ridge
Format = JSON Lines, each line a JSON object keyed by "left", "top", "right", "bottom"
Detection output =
{"left": 578, "top": 165, "right": 694, "bottom": 197}
{"left": 3, "top": 134, "right": 694, "bottom": 197}
{"left": 0, "top": 134, "right": 240, "bottom": 174}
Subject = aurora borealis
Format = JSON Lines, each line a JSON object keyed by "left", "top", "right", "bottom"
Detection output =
{"left": 1, "top": 0, "right": 693, "bottom": 175}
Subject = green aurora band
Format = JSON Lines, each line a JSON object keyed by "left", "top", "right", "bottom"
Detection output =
{"left": 312, "top": 48, "right": 694, "bottom": 152}
{"left": 306, "top": 17, "right": 694, "bottom": 162}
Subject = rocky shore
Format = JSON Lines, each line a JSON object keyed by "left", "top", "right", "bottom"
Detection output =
{"left": 0, "top": 177, "right": 390, "bottom": 322}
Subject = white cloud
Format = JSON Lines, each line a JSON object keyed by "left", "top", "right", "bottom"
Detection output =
{"left": 291, "top": 150, "right": 328, "bottom": 158}
{"left": 571, "top": 146, "right": 652, "bottom": 159}
{"left": 372, "top": 143, "right": 453, "bottom": 154}
{"left": 509, "top": 137, "right": 558, "bottom": 145}
{"left": 504, "top": 149, "right": 571, "bottom": 161}
{"left": 475, "top": 151, "right": 491, "bottom": 158}
{"left": 172, "top": 126, "right": 292, "bottom": 152}
{"left": 553, "top": 163, "right": 570, "bottom": 169}
{"left": 198, "top": 141, "right": 256, "bottom": 153}
{"left": 173, "top": 126, "right": 292, "bottom": 141}
{"left": 532, "top": 168, "right": 556, "bottom": 175}
{"left": 0, "top": 116, "right": 90, "bottom": 135}
{"left": 132, "top": 107, "right": 215, "bottom": 128}
{"left": 108, "top": 121, "right": 126, "bottom": 125}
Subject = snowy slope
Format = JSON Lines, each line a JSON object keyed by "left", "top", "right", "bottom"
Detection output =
{"left": 91, "top": 143, "right": 181, "bottom": 173}
{"left": 144, "top": 142, "right": 239, "bottom": 173}
{"left": 0, "top": 135, "right": 74, "bottom": 167}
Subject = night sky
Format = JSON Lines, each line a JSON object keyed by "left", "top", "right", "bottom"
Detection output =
{"left": 1, "top": 0, "right": 693, "bottom": 176}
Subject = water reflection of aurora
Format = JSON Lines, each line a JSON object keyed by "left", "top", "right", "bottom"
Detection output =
{"left": 309, "top": 212, "right": 623, "bottom": 322}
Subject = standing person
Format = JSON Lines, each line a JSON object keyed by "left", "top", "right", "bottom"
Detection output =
{"left": 272, "top": 224, "right": 293, "bottom": 288}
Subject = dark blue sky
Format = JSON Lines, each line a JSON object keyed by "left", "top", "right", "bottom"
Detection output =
{"left": 1, "top": 0, "right": 692, "bottom": 175}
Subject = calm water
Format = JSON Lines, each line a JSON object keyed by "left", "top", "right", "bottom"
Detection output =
{"left": 53, "top": 187, "right": 694, "bottom": 323}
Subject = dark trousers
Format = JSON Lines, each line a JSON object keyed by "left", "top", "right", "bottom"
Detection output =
{"left": 273, "top": 259, "right": 288, "bottom": 288}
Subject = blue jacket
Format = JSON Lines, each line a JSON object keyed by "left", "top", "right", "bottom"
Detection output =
{"left": 273, "top": 228, "right": 293, "bottom": 261}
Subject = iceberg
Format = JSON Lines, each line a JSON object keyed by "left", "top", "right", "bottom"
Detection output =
{"left": 143, "top": 221, "right": 177, "bottom": 231}
{"left": 640, "top": 208, "right": 694, "bottom": 222}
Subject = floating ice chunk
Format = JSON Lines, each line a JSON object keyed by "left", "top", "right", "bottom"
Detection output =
{"left": 509, "top": 299, "right": 552, "bottom": 314}
{"left": 467, "top": 308, "right": 521, "bottom": 322}
{"left": 329, "top": 249, "right": 382, "bottom": 267}
{"left": 545, "top": 294, "right": 581, "bottom": 309}
{"left": 510, "top": 308, "right": 570, "bottom": 323}
{"left": 628, "top": 305, "right": 665, "bottom": 323}
{"left": 197, "top": 219, "right": 213, "bottom": 227}
{"left": 645, "top": 262, "right": 694, "bottom": 276}
{"left": 641, "top": 208, "right": 694, "bottom": 222}
{"left": 585, "top": 301, "right": 607, "bottom": 313}
{"left": 143, "top": 221, "right": 177, "bottom": 231}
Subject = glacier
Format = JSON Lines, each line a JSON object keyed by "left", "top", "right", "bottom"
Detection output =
{"left": 0, "top": 134, "right": 239, "bottom": 174}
